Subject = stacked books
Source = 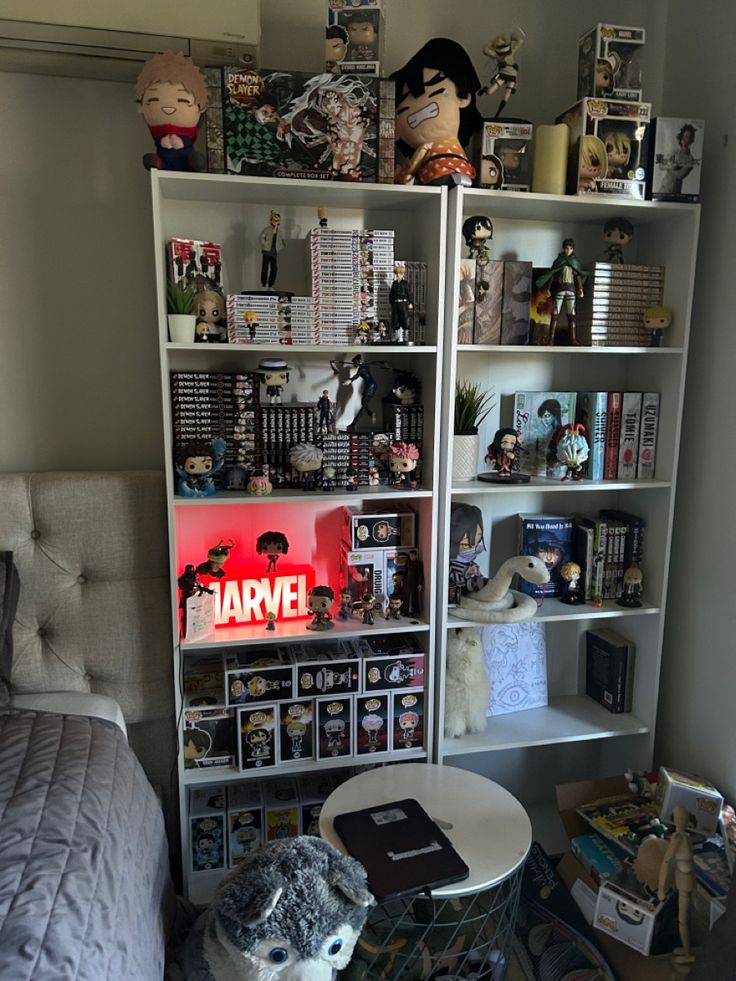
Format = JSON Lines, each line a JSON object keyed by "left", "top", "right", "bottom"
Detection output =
{"left": 382, "top": 403, "right": 424, "bottom": 442}
{"left": 226, "top": 293, "right": 317, "bottom": 345}
{"left": 576, "top": 390, "right": 660, "bottom": 481}
{"left": 573, "top": 508, "right": 645, "bottom": 603}
{"left": 400, "top": 260, "right": 428, "bottom": 344}
{"left": 261, "top": 404, "right": 317, "bottom": 487}
{"left": 582, "top": 262, "right": 665, "bottom": 346}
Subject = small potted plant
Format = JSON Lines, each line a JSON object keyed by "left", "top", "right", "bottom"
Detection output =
{"left": 167, "top": 282, "right": 197, "bottom": 343}
{"left": 453, "top": 379, "right": 495, "bottom": 482}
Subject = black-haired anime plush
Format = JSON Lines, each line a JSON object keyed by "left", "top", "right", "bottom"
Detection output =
{"left": 179, "top": 836, "right": 373, "bottom": 980}
{"left": 448, "top": 502, "right": 486, "bottom": 602}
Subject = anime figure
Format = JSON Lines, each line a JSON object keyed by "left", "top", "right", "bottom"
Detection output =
{"left": 224, "top": 465, "right": 248, "bottom": 491}
{"left": 344, "top": 465, "right": 359, "bottom": 492}
{"left": 183, "top": 728, "right": 212, "bottom": 769}
{"left": 448, "top": 502, "right": 486, "bottom": 603}
{"left": 247, "top": 469, "right": 273, "bottom": 497}
{"left": 497, "top": 141, "right": 526, "bottom": 183}
{"left": 175, "top": 438, "right": 226, "bottom": 497}
{"left": 265, "top": 611, "right": 276, "bottom": 631}
{"left": 196, "top": 539, "right": 236, "bottom": 579}
{"left": 656, "top": 123, "right": 698, "bottom": 195}
{"left": 462, "top": 215, "right": 494, "bottom": 262}
{"left": 601, "top": 216, "right": 634, "bottom": 264}
{"left": 555, "top": 423, "right": 589, "bottom": 481}
{"left": 259, "top": 211, "right": 286, "bottom": 289}
{"left": 391, "top": 38, "right": 483, "bottom": 187}
{"left": 384, "top": 595, "right": 403, "bottom": 621}
{"left": 316, "top": 389, "right": 333, "bottom": 432}
{"left": 177, "top": 564, "right": 212, "bottom": 600}
{"left": 359, "top": 592, "right": 377, "bottom": 625}
{"left": 247, "top": 728, "right": 272, "bottom": 760}
{"left": 289, "top": 443, "right": 323, "bottom": 490}
{"left": 256, "top": 531, "right": 289, "bottom": 573}
{"left": 243, "top": 310, "right": 259, "bottom": 341}
{"left": 401, "top": 549, "right": 424, "bottom": 616}
{"left": 344, "top": 10, "right": 379, "bottom": 60}
{"left": 481, "top": 427, "right": 528, "bottom": 483}
{"left": 194, "top": 289, "right": 226, "bottom": 343}
{"left": 257, "top": 357, "right": 290, "bottom": 404}
{"left": 322, "top": 465, "right": 336, "bottom": 492}
{"left": 361, "top": 714, "right": 384, "bottom": 748}
{"left": 330, "top": 354, "right": 388, "bottom": 429}
{"left": 603, "top": 130, "right": 632, "bottom": 179}
{"left": 398, "top": 710, "right": 419, "bottom": 747}
{"left": 324, "top": 718, "right": 346, "bottom": 754}
{"left": 354, "top": 322, "right": 370, "bottom": 345}
{"left": 577, "top": 134, "right": 608, "bottom": 192}
{"left": 136, "top": 51, "right": 208, "bottom": 172}
{"left": 644, "top": 305, "right": 673, "bottom": 347}
{"left": 325, "top": 24, "right": 349, "bottom": 74}
{"left": 286, "top": 719, "right": 308, "bottom": 758}
{"left": 388, "top": 442, "right": 419, "bottom": 489}
{"left": 317, "top": 207, "right": 328, "bottom": 228}
{"left": 337, "top": 589, "right": 353, "bottom": 621}
{"left": 193, "top": 833, "right": 220, "bottom": 870}
{"left": 595, "top": 53, "right": 622, "bottom": 96}
{"left": 478, "top": 28, "right": 526, "bottom": 117}
{"left": 559, "top": 561, "right": 585, "bottom": 605}
{"left": 391, "top": 371, "right": 421, "bottom": 406}
{"left": 307, "top": 586, "right": 335, "bottom": 631}
{"left": 535, "top": 239, "right": 589, "bottom": 346}
{"left": 389, "top": 263, "right": 414, "bottom": 343}
{"left": 618, "top": 565, "right": 643, "bottom": 607}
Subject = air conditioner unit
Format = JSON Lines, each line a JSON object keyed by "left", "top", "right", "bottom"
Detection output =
{"left": 0, "top": 1, "right": 260, "bottom": 82}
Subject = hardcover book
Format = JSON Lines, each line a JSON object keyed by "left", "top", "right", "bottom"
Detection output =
{"left": 472, "top": 259, "right": 503, "bottom": 344}
{"left": 500, "top": 260, "right": 532, "bottom": 344}
{"left": 457, "top": 258, "right": 476, "bottom": 344}
{"left": 585, "top": 627, "right": 635, "bottom": 713}
{"left": 576, "top": 391, "right": 608, "bottom": 480}
{"left": 603, "top": 392, "right": 622, "bottom": 479}
{"left": 517, "top": 513, "right": 574, "bottom": 598}
{"left": 617, "top": 392, "right": 643, "bottom": 479}
{"left": 637, "top": 392, "right": 660, "bottom": 479}
{"left": 513, "top": 391, "right": 577, "bottom": 478}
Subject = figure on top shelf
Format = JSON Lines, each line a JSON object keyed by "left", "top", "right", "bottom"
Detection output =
{"left": 389, "top": 263, "right": 414, "bottom": 343}
{"left": 257, "top": 357, "right": 290, "bottom": 404}
{"left": 643, "top": 306, "right": 673, "bottom": 347}
{"left": 196, "top": 539, "right": 236, "bottom": 579}
{"left": 384, "top": 595, "right": 403, "bottom": 621}
{"left": 289, "top": 443, "right": 323, "bottom": 491}
{"left": 535, "top": 239, "right": 589, "bottom": 346}
{"left": 256, "top": 531, "right": 289, "bottom": 573}
{"left": 175, "top": 437, "right": 226, "bottom": 498}
{"left": 338, "top": 589, "right": 353, "bottom": 621}
{"left": 259, "top": 211, "right": 286, "bottom": 289}
{"left": 555, "top": 423, "right": 589, "bottom": 481}
{"left": 477, "top": 28, "right": 526, "bottom": 118}
{"left": 136, "top": 51, "right": 208, "bottom": 172}
{"left": 325, "top": 25, "right": 349, "bottom": 74}
{"left": 559, "top": 561, "right": 585, "bottom": 605}
{"left": 307, "top": 586, "right": 335, "bottom": 630}
{"left": 600, "top": 216, "right": 634, "bottom": 264}
{"left": 194, "top": 289, "right": 227, "bottom": 343}
{"left": 479, "top": 428, "right": 530, "bottom": 484}
{"left": 462, "top": 215, "right": 494, "bottom": 263}
{"left": 388, "top": 442, "right": 419, "bottom": 489}
{"left": 391, "top": 38, "right": 482, "bottom": 187}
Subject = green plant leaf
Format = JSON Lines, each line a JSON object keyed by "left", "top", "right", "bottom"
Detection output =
{"left": 167, "top": 281, "right": 196, "bottom": 315}
{"left": 454, "top": 379, "right": 496, "bottom": 434}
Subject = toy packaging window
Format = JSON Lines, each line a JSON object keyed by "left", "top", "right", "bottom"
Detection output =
{"left": 577, "top": 24, "right": 646, "bottom": 103}
{"left": 237, "top": 705, "right": 277, "bottom": 771}
{"left": 471, "top": 120, "right": 533, "bottom": 191}
{"left": 356, "top": 693, "right": 390, "bottom": 756}
{"left": 326, "top": 0, "right": 384, "bottom": 76}
{"left": 391, "top": 689, "right": 424, "bottom": 752}
{"left": 316, "top": 696, "right": 354, "bottom": 760}
{"left": 648, "top": 117, "right": 704, "bottom": 202}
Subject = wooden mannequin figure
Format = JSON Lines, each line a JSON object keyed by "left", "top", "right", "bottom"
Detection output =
{"left": 659, "top": 805, "right": 696, "bottom": 967}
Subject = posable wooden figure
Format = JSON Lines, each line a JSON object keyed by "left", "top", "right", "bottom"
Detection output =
{"left": 658, "top": 805, "right": 696, "bottom": 967}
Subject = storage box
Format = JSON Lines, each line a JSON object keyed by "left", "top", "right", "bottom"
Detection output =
{"left": 647, "top": 117, "right": 704, "bottom": 202}
{"left": 391, "top": 689, "right": 424, "bottom": 751}
{"left": 316, "top": 696, "right": 354, "bottom": 760}
{"left": 577, "top": 24, "right": 646, "bottom": 102}
{"left": 594, "top": 875, "right": 677, "bottom": 956}
{"left": 189, "top": 786, "right": 227, "bottom": 873}
{"left": 262, "top": 777, "right": 300, "bottom": 841}
{"left": 341, "top": 507, "right": 416, "bottom": 551}
{"left": 182, "top": 711, "right": 235, "bottom": 771}
{"left": 470, "top": 119, "right": 533, "bottom": 191}
{"left": 227, "top": 783, "right": 263, "bottom": 867}
{"left": 237, "top": 705, "right": 277, "bottom": 771}
{"left": 556, "top": 98, "right": 651, "bottom": 199}
{"left": 340, "top": 547, "right": 386, "bottom": 604}
{"left": 363, "top": 651, "right": 425, "bottom": 692}
{"left": 656, "top": 766, "right": 724, "bottom": 835}
{"left": 278, "top": 698, "right": 315, "bottom": 763}
{"left": 296, "top": 650, "right": 360, "bottom": 698}
{"left": 326, "top": 0, "right": 384, "bottom": 76}
{"left": 225, "top": 649, "right": 295, "bottom": 707}
{"left": 355, "top": 693, "right": 391, "bottom": 756}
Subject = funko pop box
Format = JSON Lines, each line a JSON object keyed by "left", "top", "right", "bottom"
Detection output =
{"left": 647, "top": 117, "right": 704, "bottom": 203}
{"left": 577, "top": 24, "right": 646, "bottom": 103}
{"left": 556, "top": 98, "right": 651, "bottom": 199}
{"left": 326, "top": 0, "right": 384, "bottom": 77}
{"left": 470, "top": 119, "right": 534, "bottom": 192}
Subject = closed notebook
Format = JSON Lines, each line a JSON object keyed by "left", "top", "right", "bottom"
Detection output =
{"left": 333, "top": 797, "right": 469, "bottom": 901}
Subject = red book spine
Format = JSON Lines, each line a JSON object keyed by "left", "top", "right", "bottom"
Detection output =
{"left": 604, "top": 392, "right": 623, "bottom": 480}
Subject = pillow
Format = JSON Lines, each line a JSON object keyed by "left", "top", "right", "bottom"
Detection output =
{"left": 0, "top": 552, "right": 20, "bottom": 707}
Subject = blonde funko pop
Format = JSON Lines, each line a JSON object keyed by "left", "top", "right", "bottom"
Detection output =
{"left": 603, "top": 130, "right": 632, "bottom": 178}
{"left": 578, "top": 134, "right": 608, "bottom": 192}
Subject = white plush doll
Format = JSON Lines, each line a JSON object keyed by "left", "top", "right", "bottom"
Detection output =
{"left": 444, "top": 627, "right": 489, "bottom": 738}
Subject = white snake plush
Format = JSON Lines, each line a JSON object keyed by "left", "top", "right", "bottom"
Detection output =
{"left": 457, "top": 555, "right": 549, "bottom": 623}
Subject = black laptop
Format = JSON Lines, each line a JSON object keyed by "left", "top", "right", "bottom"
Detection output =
{"left": 333, "top": 797, "right": 470, "bottom": 901}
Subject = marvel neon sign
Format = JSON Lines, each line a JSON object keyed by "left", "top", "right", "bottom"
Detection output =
{"left": 210, "top": 574, "right": 311, "bottom": 624}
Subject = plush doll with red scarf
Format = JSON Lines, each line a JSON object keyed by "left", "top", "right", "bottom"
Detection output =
{"left": 136, "top": 50, "right": 208, "bottom": 171}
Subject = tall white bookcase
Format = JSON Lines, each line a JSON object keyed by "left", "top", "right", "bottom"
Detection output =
{"left": 150, "top": 171, "right": 447, "bottom": 902}
{"left": 435, "top": 188, "right": 700, "bottom": 852}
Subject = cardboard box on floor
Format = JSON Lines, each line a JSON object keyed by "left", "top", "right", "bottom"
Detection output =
{"left": 555, "top": 775, "right": 675, "bottom": 981}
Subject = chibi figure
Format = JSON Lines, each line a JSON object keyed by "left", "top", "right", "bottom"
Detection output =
{"left": 322, "top": 465, "right": 336, "bottom": 492}
{"left": 324, "top": 718, "right": 346, "bottom": 754}
{"left": 246, "top": 728, "right": 272, "bottom": 760}
{"left": 344, "top": 10, "right": 379, "bottom": 60}
{"left": 555, "top": 423, "right": 590, "bottom": 481}
{"left": 484, "top": 428, "right": 520, "bottom": 478}
{"left": 462, "top": 215, "right": 494, "bottom": 262}
{"left": 194, "top": 289, "right": 227, "bottom": 343}
{"left": 478, "top": 28, "right": 526, "bottom": 117}
{"left": 595, "top": 53, "right": 621, "bottom": 96}
{"left": 601, "top": 217, "right": 634, "bottom": 264}
{"left": 643, "top": 306, "right": 673, "bottom": 347}
{"left": 478, "top": 153, "right": 504, "bottom": 189}
{"left": 257, "top": 357, "right": 290, "bottom": 404}
{"left": 247, "top": 675, "right": 281, "bottom": 699}
{"left": 384, "top": 594, "right": 403, "bottom": 621}
{"left": 391, "top": 371, "right": 421, "bottom": 406}
{"left": 247, "top": 469, "right": 273, "bottom": 497}
{"left": 175, "top": 438, "right": 226, "bottom": 497}
{"left": 224, "top": 465, "right": 248, "bottom": 491}
{"left": 265, "top": 611, "right": 276, "bottom": 631}
{"left": 289, "top": 443, "right": 323, "bottom": 490}
{"left": 344, "top": 465, "right": 359, "bottom": 492}
{"left": 274, "top": 810, "right": 295, "bottom": 838}
{"left": 391, "top": 38, "right": 483, "bottom": 187}
{"left": 330, "top": 354, "right": 387, "bottom": 429}
{"left": 389, "top": 263, "right": 414, "bottom": 343}
{"left": 317, "top": 389, "right": 333, "bottom": 433}
{"left": 603, "top": 130, "right": 632, "bottom": 179}
{"left": 243, "top": 310, "right": 259, "bottom": 341}
{"left": 535, "top": 239, "right": 589, "bottom": 346}
{"left": 318, "top": 206, "right": 329, "bottom": 228}
{"left": 259, "top": 211, "right": 286, "bottom": 288}
{"left": 183, "top": 727, "right": 212, "bottom": 768}
{"left": 577, "top": 134, "right": 608, "bottom": 193}
{"left": 448, "top": 503, "right": 486, "bottom": 602}
{"left": 307, "top": 585, "right": 335, "bottom": 630}
{"left": 388, "top": 442, "right": 419, "bottom": 489}
{"left": 656, "top": 124, "right": 698, "bottom": 195}
{"left": 358, "top": 592, "right": 377, "bottom": 625}
{"left": 325, "top": 24, "right": 349, "bottom": 74}
{"left": 559, "top": 561, "right": 585, "bottom": 605}
{"left": 496, "top": 140, "right": 526, "bottom": 183}
{"left": 194, "top": 833, "right": 219, "bottom": 870}
{"left": 361, "top": 714, "right": 384, "bottom": 747}
{"left": 618, "top": 565, "right": 643, "bottom": 607}
{"left": 398, "top": 710, "right": 419, "bottom": 747}
{"left": 337, "top": 589, "right": 353, "bottom": 621}
{"left": 136, "top": 51, "right": 208, "bottom": 172}
{"left": 354, "top": 321, "right": 371, "bottom": 345}
{"left": 287, "top": 719, "right": 307, "bottom": 757}
{"left": 196, "top": 539, "right": 236, "bottom": 579}
{"left": 256, "top": 531, "right": 289, "bottom": 573}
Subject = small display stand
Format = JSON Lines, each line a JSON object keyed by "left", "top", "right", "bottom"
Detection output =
{"left": 320, "top": 763, "right": 532, "bottom": 979}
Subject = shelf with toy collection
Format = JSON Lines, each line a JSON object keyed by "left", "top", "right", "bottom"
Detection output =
{"left": 435, "top": 186, "right": 699, "bottom": 854}
{"left": 151, "top": 170, "right": 446, "bottom": 902}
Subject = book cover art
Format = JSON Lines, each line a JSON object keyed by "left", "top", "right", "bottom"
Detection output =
{"left": 529, "top": 267, "right": 554, "bottom": 344}
{"left": 222, "top": 68, "right": 380, "bottom": 181}
{"left": 481, "top": 621, "right": 548, "bottom": 716}
{"left": 457, "top": 257, "right": 476, "bottom": 343}
{"left": 517, "top": 514, "right": 574, "bottom": 598}
{"left": 500, "top": 260, "right": 532, "bottom": 344}
{"left": 618, "top": 392, "right": 643, "bottom": 479}
{"left": 637, "top": 392, "right": 660, "bottom": 479}
{"left": 576, "top": 391, "right": 608, "bottom": 479}
{"left": 513, "top": 391, "right": 577, "bottom": 478}
{"left": 473, "top": 259, "right": 503, "bottom": 344}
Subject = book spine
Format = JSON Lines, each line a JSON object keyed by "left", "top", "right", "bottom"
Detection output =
{"left": 574, "top": 521, "right": 594, "bottom": 601}
{"left": 604, "top": 393, "right": 622, "bottom": 479}
{"left": 603, "top": 522, "right": 615, "bottom": 600}
{"left": 617, "top": 393, "right": 643, "bottom": 480}
{"left": 593, "top": 520, "right": 607, "bottom": 603}
{"left": 577, "top": 392, "right": 608, "bottom": 480}
{"left": 636, "top": 392, "right": 660, "bottom": 480}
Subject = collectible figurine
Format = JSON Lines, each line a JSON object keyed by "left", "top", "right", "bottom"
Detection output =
{"left": 479, "top": 427, "right": 530, "bottom": 484}
{"left": 307, "top": 586, "right": 335, "bottom": 631}
{"left": 344, "top": 9, "right": 378, "bottom": 60}
{"left": 255, "top": 531, "right": 289, "bottom": 573}
{"left": 389, "top": 263, "right": 414, "bottom": 343}
{"left": 330, "top": 354, "right": 388, "bottom": 429}
{"left": 257, "top": 357, "right": 290, "bottom": 404}
{"left": 391, "top": 371, "right": 421, "bottom": 406}
{"left": 391, "top": 38, "right": 483, "bottom": 187}
{"left": 361, "top": 714, "right": 384, "bottom": 747}
{"left": 196, "top": 539, "right": 236, "bottom": 579}
{"left": 243, "top": 310, "right": 259, "bottom": 341}
{"left": 224, "top": 465, "right": 248, "bottom": 491}
{"left": 656, "top": 123, "right": 698, "bottom": 196}
{"left": 401, "top": 548, "right": 424, "bottom": 616}
{"left": 324, "top": 719, "right": 346, "bottom": 754}
{"left": 317, "top": 206, "right": 329, "bottom": 228}
{"left": 344, "top": 465, "right": 359, "bottom": 492}
{"left": 177, "top": 564, "right": 214, "bottom": 631}
{"left": 601, "top": 217, "right": 634, "bottom": 264}
{"left": 462, "top": 215, "right": 494, "bottom": 262}
{"left": 555, "top": 423, "right": 589, "bottom": 481}
{"left": 535, "top": 239, "right": 589, "bottom": 346}
{"left": 337, "top": 589, "right": 353, "bottom": 621}
{"left": 259, "top": 211, "right": 286, "bottom": 289}
{"left": 577, "top": 135, "right": 608, "bottom": 192}
{"left": 643, "top": 306, "right": 673, "bottom": 347}
{"left": 325, "top": 25, "right": 349, "bottom": 74}
{"left": 448, "top": 502, "right": 486, "bottom": 602}
{"left": 658, "top": 806, "right": 696, "bottom": 967}
{"left": 247, "top": 469, "right": 273, "bottom": 496}
{"left": 595, "top": 53, "right": 621, "bottom": 96}
{"left": 316, "top": 389, "right": 333, "bottom": 433}
{"left": 388, "top": 441, "right": 419, "bottom": 489}
{"left": 603, "top": 130, "right": 632, "bottom": 179}
{"left": 398, "top": 711, "right": 419, "bottom": 748}
{"left": 265, "top": 611, "right": 276, "bottom": 631}
{"left": 559, "top": 561, "right": 585, "bottom": 605}
{"left": 194, "top": 289, "right": 227, "bottom": 343}
{"left": 175, "top": 438, "right": 226, "bottom": 497}
{"left": 478, "top": 28, "right": 526, "bottom": 117}
{"left": 289, "top": 443, "right": 323, "bottom": 490}
{"left": 321, "top": 465, "right": 336, "bottom": 492}
{"left": 136, "top": 51, "right": 208, "bottom": 171}
{"left": 358, "top": 592, "right": 377, "bottom": 625}
{"left": 354, "top": 321, "right": 371, "bottom": 345}
{"left": 384, "top": 594, "right": 403, "bottom": 621}
{"left": 618, "top": 565, "right": 643, "bottom": 607}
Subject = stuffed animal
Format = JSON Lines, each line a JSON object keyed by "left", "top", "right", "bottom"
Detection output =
{"left": 136, "top": 50, "right": 208, "bottom": 171}
{"left": 444, "top": 627, "right": 489, "bottom": 738}
{"left": 179, "top": 836, "right": 373, "bottom": 981}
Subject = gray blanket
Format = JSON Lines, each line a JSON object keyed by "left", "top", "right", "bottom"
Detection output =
{"left": 0, "top": 709, "right": 171, "bottom": 980}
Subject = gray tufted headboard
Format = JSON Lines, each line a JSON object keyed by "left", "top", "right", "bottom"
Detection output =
{"left": 0, "top": 471, "right": 176, "bottom": 811}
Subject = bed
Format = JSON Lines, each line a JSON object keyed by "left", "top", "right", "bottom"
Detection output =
{"left": 0, "top": 471, "right": 177, "bottom": 980}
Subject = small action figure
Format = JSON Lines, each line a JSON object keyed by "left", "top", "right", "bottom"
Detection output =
{"left": 322, "top": 465, "right": 336, "bottom": 492}
{"left": 255, "top": 531, "right": 289, "bottom": 573}
{"left": 359, "top": 592, "right": 377, "bottom": 625}
{"left": 325, "top": 25, "right": 348, "bottom": 74}
{"left": 478, "top": 28, "right": 526, "bottom": 117}
{"left": 307, "top": 586, "right": 335, "bottom": 630}
{"left": 595, "top": 53, "right": 621, "bottom": 96}
{"left": 388, "top": 441, "right": 419, "bottom": 489}
{"left": 194, "top": 289, "right": 226, "bottom": 343}
{"left": 601, "top": 217, "right": 634, "bottom": 264}
{"left": 398, "top": 710, "right": 419, "bottom": 748}
{"left": 559, "top": 561, "right": 585, "bottom": 605}
{"left": 555, "top": 423, "right": 589, "bottom": 481}
{"left": 337, "top": 589, "right": 353, "bottom": 621}
{"left": 243, "top": 310, "right": 259, "bottom": 341}
{"left": 480, "top": 427, "right": 530, "bottom": 483}
{"left": 317, "top": 206, "right": 329, "bottom": 228}
{"left": 344, "top": 465, "right": 359, "bottom": 492}
{"left": 389, "top": 263, "right": 414, "bottom": 343}
{"left": 643, "top": 306, "right": 673, "bottom": 347}
{"left": 196, "top": 539, "right": 236, "bottom": 579}
{"left": 330, "top": 354, "right": 386, "bottom": 429}
{"left": 247, "top": 469, "right": 273, "bottom": 497}
{"left": 618, "top": 565, "right": 643, "bottom": 607}
{"left": 316, "top": 389, "right": 333, "bottom": 433}
{"left": 658, "top": 805, "right": 696, "bottom": 967}
{"left": 257, "top": 357, "right": 290, "bottom": 404}
{"left": 361, "top": 714, "right": 384, "bottom": 748}
{"left": 391, "top": 371, "right": 421, "bottom": 406}
{"left": 354, "top": 321, "right": 370, "bottom": 345}
{"left": 259, "top": 210, "right": 286, "bottom": 288}
{"left": 577, "top": 134, "right": 608, "bottom": 193}
{"left": 462, "top": 215, "right": 493, "bottom": 262}
{"left": 535, "top": 239, "right": 589, "bottom": 346}
{"left": 603, "top": 130, "right": 632, "bottom": 179}
{"left": 265, "top": 611, "right": 276, "bottom": 631}
{"left": 344, "top": 9, "right": 378, "bottom": 60}
{"left": 136, "top": 51, "right": 208, "bottom": 172}
{"left": 401, "top": 549, "right": 424, "bottom": 616}
{"left": 175, "top": 438, "right": 226, "bottom": 497}
{"left": 324, "top": 718, "right": 346, "bottom": 755}
{"left": 384, "top": 594, "right": 403, "bottom": 621}
{"left": 289, "top": 443, "right": 323, "bottom": 490}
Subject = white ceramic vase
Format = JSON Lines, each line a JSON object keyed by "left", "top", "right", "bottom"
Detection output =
{"left": 452, "top": 433, "right": 479, "bottom": 482}
{"left": 168, "top": 314, "right": 196, "bottom": 343}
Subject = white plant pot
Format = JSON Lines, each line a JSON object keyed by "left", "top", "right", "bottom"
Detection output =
{"left": 168, "top": 314, "right": 196, "bottom": 344}
{"left": 452, "top": 433, "right": 480, "bottom": 482}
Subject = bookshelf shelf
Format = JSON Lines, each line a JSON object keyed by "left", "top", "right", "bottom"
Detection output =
{"left": 173, "top": 486, "right": 435, "bottom": 506}
{"left": 182, "top": 617, "right": 431, "bottom": 652}
{"left": 446, "top": 599, "right": 660, "bottom": 628}
{"left": 457, "top": 345, "right": 684, "bottom": 356}
{"left": 167, "top": 342, "right": 439, "bottom": 355}
{"left": 451, "top": 479, "right": 672, "bottom": 496}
